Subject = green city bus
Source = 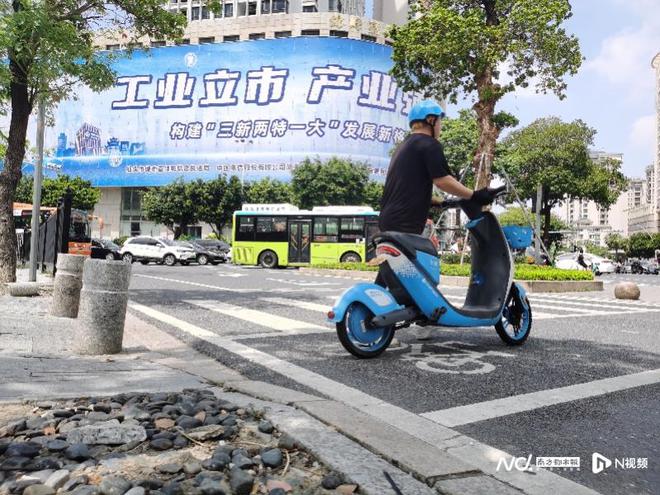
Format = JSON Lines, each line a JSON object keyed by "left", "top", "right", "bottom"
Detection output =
{"left": 232, "top": 204, "right": 380, "bottom": 268}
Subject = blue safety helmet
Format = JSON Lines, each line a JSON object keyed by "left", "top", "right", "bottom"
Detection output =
{"left": 408, "top": 100, "right": 445, "bottom": 128}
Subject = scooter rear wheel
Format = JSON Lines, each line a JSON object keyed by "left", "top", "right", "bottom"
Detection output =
{"left": 495, "top": 295, "right": 532, "bottom": 346}
{"left": 336, "top": 302, "right": 395, "bottom": 359}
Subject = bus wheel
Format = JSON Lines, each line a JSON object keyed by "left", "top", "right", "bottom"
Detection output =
{"left": 341, "top": 252, "right": 362, "bottom": 263}
{"left": 258, "top": 250, "right": 278, "bottom": 269}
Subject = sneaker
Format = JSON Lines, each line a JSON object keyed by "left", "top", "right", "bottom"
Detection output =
{"left": 414, "top": 326, "right": 433, "bottom": 340}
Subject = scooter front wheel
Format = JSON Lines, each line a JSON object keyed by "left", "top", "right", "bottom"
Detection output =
{"left": 336, "top": 302, "right": 395, "bottom": 359}
{"left": 495, "top": 295, "right": 532, "bottom": 346}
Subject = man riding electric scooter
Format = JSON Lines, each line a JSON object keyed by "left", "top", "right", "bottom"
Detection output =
{"left": 328, "top": 101, "right": 532, "bottom": 358}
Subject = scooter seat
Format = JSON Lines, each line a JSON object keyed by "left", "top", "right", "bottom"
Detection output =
{"left": 374, "top": 231, "right": 437, "bottom": 259}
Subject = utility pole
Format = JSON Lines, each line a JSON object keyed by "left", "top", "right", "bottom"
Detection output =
{"left": 28, "top": 98, "right": 46, "bottom": 282}
{"left": 535, "top": 183, "right": 542, "bottom": 264}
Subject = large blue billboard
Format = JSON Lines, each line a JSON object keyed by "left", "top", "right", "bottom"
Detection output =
{"left": 40, "top": 38, "right": 414, "bottom": 187}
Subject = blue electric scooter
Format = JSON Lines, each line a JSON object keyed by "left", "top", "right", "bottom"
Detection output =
{"left": 327, "top": 185, "right": 532, "bottom": 358}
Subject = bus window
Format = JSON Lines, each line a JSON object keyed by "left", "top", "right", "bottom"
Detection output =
{"left": 236, "top": 216, "right": 256, "bottom": 241}
{"left": 255, "top": 216, "right": 287, "bottom": 242}
{"left": 339, "top": 217, "right": 365, "bottom": 242}
{"left": 313, "top": 217, "right": 338, "bottom": 242}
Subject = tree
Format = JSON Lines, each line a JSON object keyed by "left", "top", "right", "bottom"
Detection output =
{"left": 15, "top": 175, "right": 100, "bottom": 211}
{"left": 245, "top": 178, "right": 292, "bottom": 204}
{"left": 605, "top": 232, "right": 626, "bottom": 257}
{"left": 389, "top": 0, "right": 582, "bottom": 188}
{"left": 291, "top": 157, "right": 370, "bottom": 210}
{"left": 0, "top": 1, "right": 186, "bottom": 282}
{"left": 627, "top": 233, "right": 660, "bottom": 259}
{"left": 142, "top": 179, "right": 203, "bottom": 239}
{"left": 198, "top": 175, "right": 245, "bottom": 236}
{"left": 364, "top": 181, "right": 384, "bottom": 210}
{"left": 497, "top": 117, "right": 627, "bottom": 245}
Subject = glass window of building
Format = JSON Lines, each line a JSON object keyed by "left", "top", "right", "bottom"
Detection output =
{"left": 176, "top": 38, "right": 191, "bottom": 45}
{"left": 330, "top": 30, "right": 348, "bottom": 38}
{"left": 261, "top": 0, "right": 270, "bottom": 14}
{"left": 223, "top": 34, "right": 240, "bottom": 42}
{"left": 274, "top": 30, "right": 292, "bottom": 38}
{"left": 248, "top": 1, "right": 257, "bottom": 14}
{"left": 361, "top": 34, "right": 376, "bottom": 42}
{"left": 199, "top": 36, "right": 215, "bottom": 44}
{"left": 201, "top": 5, "right": 210, "bottom": 18}
{"left": 150, "top": 40, "right": 166, "bottom": 47}
{"left": 272, "top": 0, "right": 288, "bottom": 13}
{"left": 249, "top": 32, "right": 265, "bottom": 40}
{"left": 328, "top": 0, "right": 342, "bottom": 11}
{"left": 223, "top": 1, "right": 234, "bottom": 17}
{"left": 191, "top": 6, "right": 200, "bottom": 20}
{"left": 105, "top": 44, "right": 120, "bottom": 50}
{"left": 301, "top": 29, "right": 320, "bottom": 36}
{"left": 237, "top": 1, "right": 247, "bottom": 15}
{"left": 302, "top": 5, "right": 317, "bottom": 12}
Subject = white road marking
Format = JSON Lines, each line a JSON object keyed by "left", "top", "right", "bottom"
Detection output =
{"left": 266, "top": 277, "right": 342, "bottom": 287}
{"left": 134, "top": 274, "right": 254, "bottom": 293}
{"left": 129, "top": 303, "right": 599, "bottom": 495}
{"left": 184, "top": 300, "right": 326, "bottom": 333}
{"left": 421, "top": 368, "right": 660, "bottom": 427}
{"left": 260, "top": 297, "right": 330, "bottom": 313}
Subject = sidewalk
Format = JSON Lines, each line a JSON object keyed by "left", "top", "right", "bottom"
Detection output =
{"left": 0, "top": 270, "right": 438, "bottom": 495}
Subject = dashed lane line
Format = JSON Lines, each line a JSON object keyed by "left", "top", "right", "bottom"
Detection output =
{"left": 421, "top": 368, "right": 660, "bottom": 427}
{"left": 260, "top": 297, "right": 331, "bottom": 313}
{"left": 128, "top": 303, "right": 599, "bottom": 495}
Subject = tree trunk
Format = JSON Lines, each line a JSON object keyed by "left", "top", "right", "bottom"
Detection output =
{"left": 472, "top": 70, "right": 499, "bottom": 190}
{"left": 0, "top": 59, "right": 33, "bottom": 284}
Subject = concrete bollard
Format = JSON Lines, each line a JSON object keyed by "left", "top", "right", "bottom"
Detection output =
{"left": 614, "top": 282, "right": 640, "bottom": 300}
{"left": 8, "top": 282, "right": 41, "bottom": 297}
{"left": 50, "top": 254, "right": 86, "bottom": 318}
{"left": 75, "top": 259, "right": 132, "bottom": 355}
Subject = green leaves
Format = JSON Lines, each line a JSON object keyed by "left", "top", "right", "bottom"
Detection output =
{"left": 15, "top": 174, "right": 100, "bottom": 210}
{"left": 290, "top": 157, "right": 372, "bottom": 210}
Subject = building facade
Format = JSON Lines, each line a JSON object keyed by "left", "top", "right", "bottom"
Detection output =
{"left": 628, "top": 52, "right": 660, "bottom": 234}
{"left": 51, "top": 3, "right": 414, "bottom": 240}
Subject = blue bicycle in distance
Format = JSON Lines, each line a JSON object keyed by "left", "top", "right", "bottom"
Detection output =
{"left": 327, "top": 185, "right": 532, "bottom": 358}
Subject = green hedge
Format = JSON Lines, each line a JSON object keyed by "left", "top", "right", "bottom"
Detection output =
{"left": 311, "top": 262, "right": 593, "bottom": 281}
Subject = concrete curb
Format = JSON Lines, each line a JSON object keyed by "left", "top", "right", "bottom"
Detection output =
{"left": 124, "top": 313, "right": 529, "bottom": 494}
{"left": 124, "top": 311, "right": 598, "bottom": 495}
{"left": 298, "top": 268, "right": 603, "bottom": 293}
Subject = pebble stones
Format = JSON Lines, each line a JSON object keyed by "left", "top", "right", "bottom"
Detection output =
{"left": 321, "top": 473, "right": 343, "bottom": 490}
{"left": 257, "top": 420, "right": 274, "bottom": 434}
{"left": 183, "top": 462, "right": 202, "bottom": 475}
{"left": 45, "top": 439, "right": 69, "bottom": 452}
{"left": 149, "top": 438, "right": 173, "bottom": 450}
{"left": 98, "top": 475, "right": 132, "bottom": 495}
{"left": 23, "top": 484, "right": 56, "bottom": 495}
{"left": 261, "top": 449, "right": 283, "bottom": 468}
{"left": 64, "top": 443, "right": 91, "bottom": 461}
{"left": 229, "top": 467, "right": 254, "bottom": 495}
{"left": 158, "top": 463, "right": 183, "bottom": 475}
{"left": 5, "top": 441, "right": 42, "bottom": 458}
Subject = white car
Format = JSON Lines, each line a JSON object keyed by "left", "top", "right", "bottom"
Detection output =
{"left": 554, "top": 253, "right": 616, "bottom": 274}
{"left": 119, "top": 236, "right": 196, "bottom": 266}
{"left": 588, "top": 255, "right": 616, "bottom": 274}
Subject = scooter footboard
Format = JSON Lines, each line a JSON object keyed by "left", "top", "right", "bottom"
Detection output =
{"left": 328, "top": 284, "right": 403, "bottom": 323}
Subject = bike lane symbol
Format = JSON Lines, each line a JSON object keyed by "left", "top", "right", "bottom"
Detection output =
{"left": 400, "top": 341, "right": 514, "bottom": 374}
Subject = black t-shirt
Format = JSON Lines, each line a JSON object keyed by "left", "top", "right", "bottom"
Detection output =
{"left": 379, "top": 134, "right": 450, "bottom": 234}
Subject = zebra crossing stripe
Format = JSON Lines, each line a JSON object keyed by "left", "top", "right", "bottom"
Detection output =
{"left": 260, "top": 297, "right": 330, "bottom": 313}
{"left": 183, "top": 299, "right": 326, "bottom": 333}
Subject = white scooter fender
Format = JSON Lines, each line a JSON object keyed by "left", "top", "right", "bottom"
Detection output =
{"left": 328, "top": 283, "right": 403, "bottom": 323}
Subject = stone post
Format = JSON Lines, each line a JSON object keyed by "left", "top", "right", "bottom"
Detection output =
{"left": 50, "top": 254, "right": 86, "bottom": 318}
{"left": 75, "top": 259, "right": 132, "bottom": 355}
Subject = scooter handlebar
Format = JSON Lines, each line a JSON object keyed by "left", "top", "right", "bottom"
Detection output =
{"left": 433, "top": 185, "right": 509, "bottom": 218}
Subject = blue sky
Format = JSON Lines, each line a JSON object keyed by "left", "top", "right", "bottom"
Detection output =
{"left": 368, "top": 0, "right": 659, "bottom": 178}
